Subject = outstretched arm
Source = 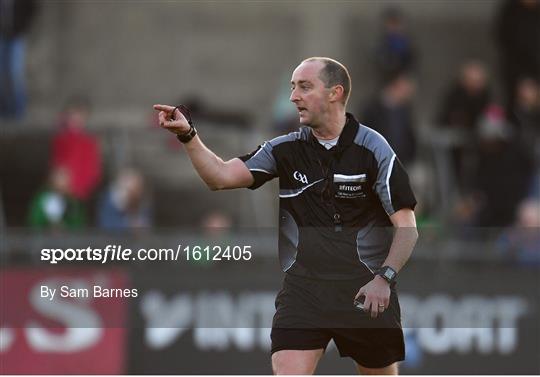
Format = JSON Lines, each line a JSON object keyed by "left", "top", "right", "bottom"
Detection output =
{"left": 153, "top": 104, "right": 254, "bottom": 190}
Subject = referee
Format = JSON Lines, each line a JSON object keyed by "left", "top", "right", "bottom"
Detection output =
{"left": 154, "top": 57, "right": 418, "bottom": 375}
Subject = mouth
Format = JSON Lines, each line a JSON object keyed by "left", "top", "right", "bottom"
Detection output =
{"left": 297, "top": 107, "right": 307, "bottom": 113}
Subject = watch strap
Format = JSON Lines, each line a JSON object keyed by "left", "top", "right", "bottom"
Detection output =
{"left": 176, "top": 126, "right": 197, "bottom": 143}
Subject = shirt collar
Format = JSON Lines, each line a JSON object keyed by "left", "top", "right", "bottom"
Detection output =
{"left": 307, "top": 112, "right": 359, "bottom": 150}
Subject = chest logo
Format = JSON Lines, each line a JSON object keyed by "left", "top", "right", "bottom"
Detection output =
{"left": 293, "top": 171, "right": 308, "bottom": 184}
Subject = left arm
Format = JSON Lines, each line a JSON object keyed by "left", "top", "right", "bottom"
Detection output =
{"left": 355, "top": 208, "right": 418, "bottom": 318}
{"left": 380, "top": 208, "right": 418, "bottom": 273}
{"left": 356, "top": 130, "right": 418, "bottom": 318}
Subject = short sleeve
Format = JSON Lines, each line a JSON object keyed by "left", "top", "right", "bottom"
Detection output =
{"left": 238, "top": 141, "right": 278, "bottom": 190}
{"left": 378, "top": 156, "right": 417, "bottom": 215}
{"left": 363, "top": 129, "right": 417, "bottom": 215}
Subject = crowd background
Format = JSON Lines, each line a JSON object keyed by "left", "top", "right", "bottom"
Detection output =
{"left": 2, "top": 0, "right": 539, "bottom": 237}
{"left": 1, "top": 1, "right": 539, "bottom": 374}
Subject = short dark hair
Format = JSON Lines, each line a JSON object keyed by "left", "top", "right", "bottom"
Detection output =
{"left": 303, "top": 57, "right": 352, "bottom": 105}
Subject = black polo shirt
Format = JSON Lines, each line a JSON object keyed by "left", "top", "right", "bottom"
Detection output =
{"left": 239, "top": 113, "right": 416, "bottom": 280}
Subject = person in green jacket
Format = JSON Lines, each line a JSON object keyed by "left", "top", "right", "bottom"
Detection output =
{"left": 28, "top": 167, "right": 86, "bottom": 230}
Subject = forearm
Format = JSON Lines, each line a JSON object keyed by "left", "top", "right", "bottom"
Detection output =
{"left": 357, "top": 215, "right": 417, "bottom": 316}
{"left": 183, "top": 135, "right": 227, "bottom": 190}
{"left": 381, "top": 226, "right": 418, "bottom": 273}
{"left": 381, "top": 208, "right": 419, "bottom": 273}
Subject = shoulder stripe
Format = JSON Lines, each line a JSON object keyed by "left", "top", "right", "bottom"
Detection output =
{"left": 353, "top": 123, "right": 398, "bottom": 216}
{"left": 250, "top": 168, "right": 272, "bottom": 174}
{"left": 386, "top": 154, "right": 396, "bottom": 209}
{"left": 279, "top": 178, "right": 325, "bottom": 198}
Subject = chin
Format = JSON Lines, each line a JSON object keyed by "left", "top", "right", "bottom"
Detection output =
{"left": 299, "top": 115, "right": 311, "bottom": 125}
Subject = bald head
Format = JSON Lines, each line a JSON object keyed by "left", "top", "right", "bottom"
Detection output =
{"left": 301, "top": 57, "right": 352, "bottom": 105}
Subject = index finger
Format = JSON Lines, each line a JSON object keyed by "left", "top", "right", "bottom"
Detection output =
{"left": 158, "top": 111, "right": 168, "bottom": 125}
{"left": 355, "top": 286, "right": 366, "bottom": 299}
{"left": 153, "top": 104, "right": 175, "bottom": 112}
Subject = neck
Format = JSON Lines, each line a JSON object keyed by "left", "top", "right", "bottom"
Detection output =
{"left": 311, "top": 110, "right": 347, "bottom": 140}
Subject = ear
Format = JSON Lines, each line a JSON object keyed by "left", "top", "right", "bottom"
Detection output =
{"left": 329, "top": 85, "right": 345, "bottom": 103}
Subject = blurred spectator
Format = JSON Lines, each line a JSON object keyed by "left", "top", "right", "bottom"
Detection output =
{"left": 497, "top": 199, "right": 540, "bottom": 266}
{"left": 436, "top": 61, "right": 491, "bottom": 190}
{"left": 0, "top": 188, "right": 5, "bottom": 230}
{"left": 0, "top": 0, "right": 36, "bottom": 119}
{"left": 27, "top": 167, "right": 86, "bottom": 230}
{"left": 50, "top": 97, "right": 102, "bottom": 201}
{"left": 437, "top": 61, "right": 491, "bottom": 131}
{"left": 360, "top": 72, "right": 417, "bottom": 166}
{"left": 374, "top": 6, "right": 417, "bottom": 80}
{"left": 495, "top": 0, "right": 540, "bottom": 112}
{"left": 454, "top": 105, "right": 535, "bottom": 227}
{"left": 528, "top": 172, "right": 540, "bottom": 199}
{"left": 97, "top": 168, "right": 151, "bottom": 231}
{"left": 192, "top": 210, "right": 234, "bottom": 267}
{"left": 509, "top": 77, "right": 540, "bottom": 147}
{"left": 201, "top": 210, "right": 233, "bottom": 234}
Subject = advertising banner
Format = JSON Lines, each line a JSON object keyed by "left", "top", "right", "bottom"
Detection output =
{"left": 126, "top": 260, "right": 540, "bottom": 374}
{"left": 0, "top": 268, "right": 129, "bottom": 374}
{"left": 1, "top": 259, "right": 538, "bottom": 374}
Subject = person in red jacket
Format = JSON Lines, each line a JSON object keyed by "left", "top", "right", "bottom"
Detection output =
{"left": 50, "top": 98, "right": 102, "bottom": 201}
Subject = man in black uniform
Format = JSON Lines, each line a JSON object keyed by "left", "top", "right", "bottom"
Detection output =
{"left": 154, "top": 57, "right": 418, "bottom": 375}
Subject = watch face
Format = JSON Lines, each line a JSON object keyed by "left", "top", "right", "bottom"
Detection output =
{"left": 384, "top": 269, "right": 395, "bottom": 280}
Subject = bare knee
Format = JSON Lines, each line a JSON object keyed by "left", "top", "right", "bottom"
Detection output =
{"left": 356, "top": 362, "right": 399, "bottom": 375}
{"left": 272, "top": 349, "right": 324, "bottom": 375}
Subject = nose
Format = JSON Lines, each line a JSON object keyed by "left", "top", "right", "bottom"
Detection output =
{"left": 290, "top": 88, "right": 300, "bottom": 103}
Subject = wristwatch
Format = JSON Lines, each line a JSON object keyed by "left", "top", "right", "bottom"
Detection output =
{"left": 376, "top": 266, "right": 397, "bottom": 284}
{"left": 176, "top": 126, "right": 197, "bottom": 144}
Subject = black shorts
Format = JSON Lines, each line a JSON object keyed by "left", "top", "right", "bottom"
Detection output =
{"left": 271, "top": 273, "right": 405, "bottom": 369}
